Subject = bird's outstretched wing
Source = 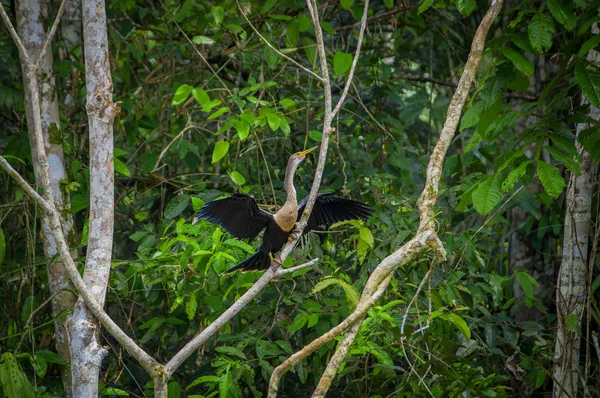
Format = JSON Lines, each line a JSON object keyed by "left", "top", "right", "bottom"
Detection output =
{"left": 297, "top": 193, "right": 373, "bottom": 233}
{"left": 195, "top": 194, "right": 273, "bottom": 241}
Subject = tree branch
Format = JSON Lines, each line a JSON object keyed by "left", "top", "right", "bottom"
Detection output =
{"left": 35, "top": 0, "right": 67, "bottom": 68}
{"left": 268, "top": 1, "right": 504, "bottom": 396}
{"left": 235, "top": 0, "right": 325, "bottom": 83}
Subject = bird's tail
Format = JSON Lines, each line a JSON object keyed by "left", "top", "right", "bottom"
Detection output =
{"left": 224, "top": 250, "right": 271, "bottom": 273}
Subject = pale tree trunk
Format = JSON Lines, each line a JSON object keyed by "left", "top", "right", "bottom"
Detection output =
{"left": 70, "top": 0, "right": 117, "bottom": 396}
{"left": 552, "top": 30, "right": 600, "bottom": 397}
{"left": 15, "top": 0, "right": 76, "bottom": 396}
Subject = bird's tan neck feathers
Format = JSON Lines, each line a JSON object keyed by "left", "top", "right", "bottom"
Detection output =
{"left": 274, "top": 199, "right": 297, "bottom": 232}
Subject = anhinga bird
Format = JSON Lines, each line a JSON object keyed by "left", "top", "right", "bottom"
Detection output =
{"left": 195, "top": 147, "right": 373, "bottom": 273}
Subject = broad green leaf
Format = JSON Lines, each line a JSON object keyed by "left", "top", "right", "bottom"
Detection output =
{"left": 528, "top": 13, "right": 555, "bottom": 54}
{"left": 211, "top": 6, "right": 224, "bottom": 26}
{"left": 312, "top": 278, "right": 338, "bottom": 294}
{"left": 515, "top": 271, "right": 538, "bottom": 300}
{"left": 359, "top": 227, "right": 374, "bottom": 246}
{"left": 101, "top": 387, "right": 129, "bottom": 396}
{"left": 503, "top": 48, "right": 534, "bottom": 77}
{"left": 208, "top": 107, "right": 230, "bottom": 120}
{"left": 288, "top": 313, "right": 309, "bottom": 334}
{"left": 192, "top": 88, "right": 210, "bottom": 107}
{"left": 547, "top": 0, "right": 576, "bottom": 31}
{"left": 234, "top": 120, "right": 250, "bottom": 140}
{"left": 537, "top": 160, "right": 564, "bottom": 198}
{"left": 460, "top": 102, "right": 485, "bottom": 132}
{"left": 333, "top": 51, "right": 353, "bottom": 75}
{"left": 574, "top": 61, "right": 600, "bottom": 108}
{"left": 164, "top": 195, "right": 190, "bottom": 219}
{"left": 266, "top": 112, "right": 280, "bottom": 131}
{"left": 191, "top": 197, "right": 204, "bottom": 212}
{"left": 0, "top": 353, "right": 35, "bottom": 398}
{"left": 172, "top": 84, "right": 193, "bottom": 105}
{"left": 418, "top": 0, "right": 434, "bottom": 15}
{"left": 456, "top": 0, "right": 476, "bottom": 16}
{"left": 308, "top": 313, "right": 319, "bottom": 328}
{"left": 186, "top": 375, "right": 220, "bottom": 391}
{"left": 192, "top": 35, "right": 215, "bottom": 45}
{"left": 579, "top": 126, "right": 600, "bottom": 161}
{"left": 503, "top": 160, "right": 532, "bottom": 192}
{"left": 340, "top": 0, "right": 353, "bottom": 10}
{"left": 186, "top": 292, "right": 197, "bottom": 320}
{"left": 472, "top": 174, "right": 503, "bottom": 215}
{"left": 443, "top": 313, "right": 471, "bottom": 340}
{"left": 544, "top": 146, "right": 581, "bottom": 173}
{"left": 579, "top": 35, "right": 600, "bottom": 58}
{"left": 230, "top": 171, "right": 246, "bottom": 185}
{"left": 167, "top": 382, "right": 180, "bottom": 398}
{"left": 212, "top": 141, "right": 229, "bottom": 163}
{"left": 219, "top": 370, "right": 232, "bottom": 398}
{"left": 114, "top": 157, "right": 130, "bottom": 177}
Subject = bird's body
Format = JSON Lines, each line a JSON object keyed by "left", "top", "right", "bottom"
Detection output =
{"left": 195, "top": 148, "right": 373, "bottom": 272}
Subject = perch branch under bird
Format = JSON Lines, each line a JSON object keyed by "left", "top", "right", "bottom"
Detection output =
{"left": 194, "top": 147, "right": 373, "bottom": 272}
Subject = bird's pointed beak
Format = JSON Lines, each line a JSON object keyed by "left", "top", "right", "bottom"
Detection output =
{"left": 298, "top": 146, "right": 317, "bottom": 160}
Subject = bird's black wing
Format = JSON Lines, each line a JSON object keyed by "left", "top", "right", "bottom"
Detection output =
{"left": 297, "top": 193, "right": 373, "bottom": 233}
{"left": 195, "top": 194, "right": 273, "bottom": 241}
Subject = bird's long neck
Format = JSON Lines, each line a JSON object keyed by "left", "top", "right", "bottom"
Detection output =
{"left": 283, "top": 159, "right": 299, "bottom": 208}
{"left": 273, "top": 158, "right": 300, "bottom": 232}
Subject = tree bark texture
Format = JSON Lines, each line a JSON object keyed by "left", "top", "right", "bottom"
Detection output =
{"left": 15, "top": 0, "right": 76, "bottom": 395}
{"left": 70, "top": 0, "right": 117, "bottom": 396}
{"left": 552, "top": 110, "right": 598, "bottom": 398}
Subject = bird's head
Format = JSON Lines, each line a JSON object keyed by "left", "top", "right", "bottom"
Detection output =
{"left": 289, "top": 146, "right": 317, "bottom": 164}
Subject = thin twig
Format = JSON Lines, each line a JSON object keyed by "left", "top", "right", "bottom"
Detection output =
{"left": 153, "top": 123, "right": 197, "bottom": 171}
{"left": 0, "top": 3, "right": 33, "bottom": 65}
{"left": 35, "top": 0, "right": 68, "bottom": 68}
{"left": 331, "top": 0, "right": 369, "bottom": 118}
{"left": 235, "top": 1, "right": 324, "bottom": 83}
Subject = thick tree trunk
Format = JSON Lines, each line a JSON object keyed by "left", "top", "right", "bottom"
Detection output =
{"left": 552, "top": 29, "right": 600, "bottom": 395}
{"left": 70, "top": 0, "right": 117, "bottom": 396}
{"left": 15, "top": 1, "right": 76, "bottom": 395}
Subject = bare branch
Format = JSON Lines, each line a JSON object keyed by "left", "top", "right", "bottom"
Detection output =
{"left": 0, "top": 3, "right": 33, "bottom": 65}
{"left": 0, "top": 155, "right": 161, "bottom": 375}
{"left": 275, "top": 258, "right": 319, "bottom": 276}
{"left": 417, "top": 0, "right": 504, "bottom": 233}
{"left": 36, "top": 0, "right": 68, "bottom": 68}
{"left": 152, "top": 123, "right": 197, "bottom": 172}
{"left": 332, "top": 0, "right": 370, "bottom": 117}
{"left": 236, "top": 0, "right": 325, "bottom": 83}
{"left": 269, "top": 1, "right": 505, "bottom": 396}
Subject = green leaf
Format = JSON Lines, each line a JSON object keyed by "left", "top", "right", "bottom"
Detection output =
{"left": 528, "top": 13, "right": 555, "bottom": 54}
{"left": 0, "top": 227, "right": 5, "bottom": 266}
{"left": 101, "top": 387, "right": 129, "bottom": 396}
{"left": 191, "top": 197, "right": 204, "bottom": 212}
{"left": 460, "top": 102, "right": 485, "bottom": 132}
{"left": 418, "top": 0, "right": 434, "bottom": 15}
{"left": 186, "top": 292, "right": 197, "bottom": 320}
{"left": 359, "top": 227, "right": 374, "bottom": 246}
{"left": 537, "top": 160, "right": 564, "bottom": 198}
{"left": 219, "top": 370, "right": 232, "bottom": 398}
{"left": 579, "top": 35, "right": 600, "bottom": 58}
{"left": 308, "top": 313, "right": 319, "bottom": 328}
{"left": 472, "top": 174, "right": 503, "bottom": 215}
{"left": 503, "top": 48, "right": 534, "bottom": 77}
{"left": 333, "top": 51, "right": 353, "bottom": 75}
{"left": 230, "top": 171, "right": 246, "bottom": 185}
{"left": 266, "top": 112, "right": 281, "bottom": 131}
{"left": 192, "top": 88, "right": 210, "bottom": 107}
{"left": 503, "top": 160, "right": 532, "bottom": 192}
{"left": 167, "top": 381, "right": 180, "bottom": 398}
{"left": 211, "top": 6, "right": 224, "bottom": 26}
{"left": 172, "top": 84, "right": 193, "bottom": 105}
{"left": 579, "top": 127, "right": 600, "bottom": 161}
{"left": 114, "top": 157, "right": 130, "bottom": 177}
{"left": 575, "top": 61, "right": 600, "bottom": 108}
{"left": 164, "top": 195, "right": 190, "bottom": 219}
{"left": 515, "top": 271, "right": 538, "bottom": 300}
{"left": 544, "top": 146, "right": 581, "bottom": 173}
{"left": 547, "top": 0, "right": 576, "bottom": 31}
{"left": 186, "top": 375, "right": 220, "bottom": 390}
{"left": 208, "top": 107, "right": 230, "bottom": 120}
{"left": 212, "top": 141, "right": 229, "bottom": 163}
{"left": 340, "top": 0, "right": 353, "bottom": 10}
{"left": 0, "top": 353, "right": 35, "bottom": 398}
{"left": 443, "top": 313, "right": 471, "bottom": 340}
{"left": 288, "top": 313, "right": 309, "bottom": 334}
{"left": 234, "top": 120, "right": 250, "bottom": 140}
{"left": 456, "top": 0, "right": 476, "bottom": 16}
{"left": 312, "top": 278, "right": 338, "bottom": 294}
{"left": 192, "top": 35, "right": 215, "bottom": 45}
